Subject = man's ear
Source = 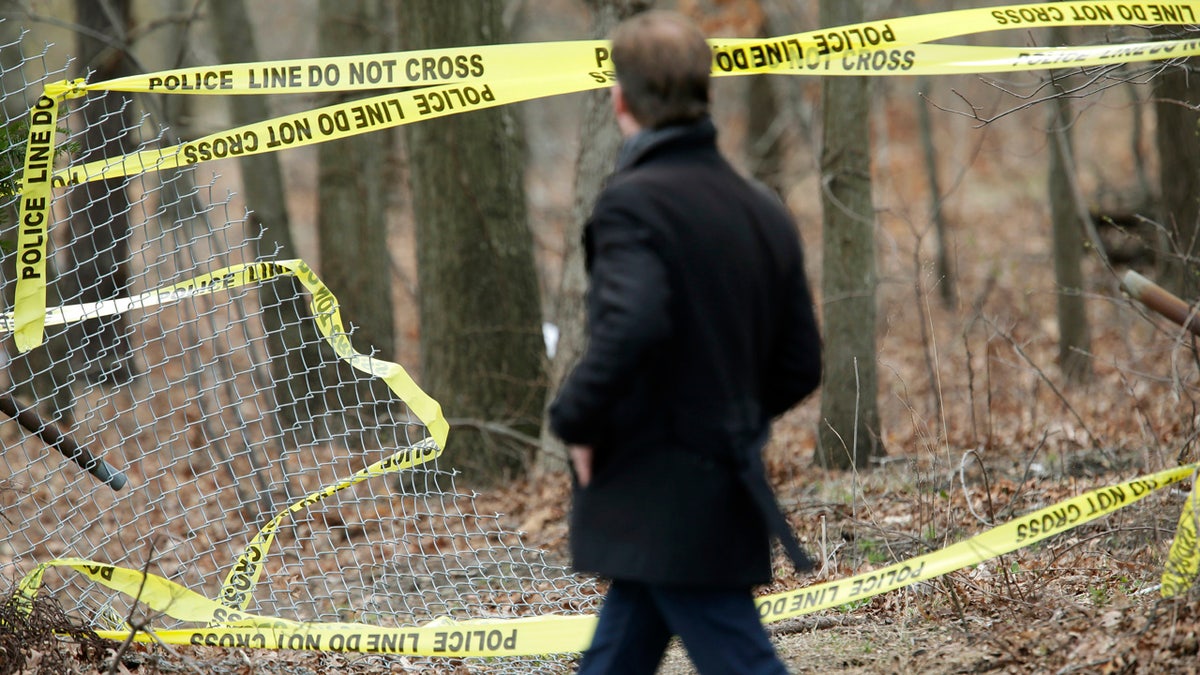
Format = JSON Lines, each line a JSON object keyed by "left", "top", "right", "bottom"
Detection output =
{"left": 612, "top": 83, "right": 628, "bottom": 117}
{"left": 612, "top": 83, "right": 641, "bottom": 137}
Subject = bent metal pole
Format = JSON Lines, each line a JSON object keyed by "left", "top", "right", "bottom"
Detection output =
{"left": 1121, "top": 270, "right": 1200, "bottom": 338}
{"left": 0, "top": 393, "right": 127, "bottom": 491}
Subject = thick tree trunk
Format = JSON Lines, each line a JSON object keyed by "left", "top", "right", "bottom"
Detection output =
{"left": 316, "top": 0, "right": 394, "bottom": 360}
{"left": 399, "top": 1, "right": 546, "bottom": 485}
{"left": 1154, "top": 57, "right": 1200, "bottom": 300}
{"left": 815, "top": 1, "right": 882, "bottom": 469}
{"left": 208, "top": 0, "right": 328, "bottom": 437}
{"left": 539, "top": 0, "right": 652, "bottom": 472}
{"left": 65, "top": 0, "right": 135, "bottom": 386}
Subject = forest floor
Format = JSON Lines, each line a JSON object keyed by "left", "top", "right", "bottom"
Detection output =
{"left": 6, "top": 243, "right": 1200, "bottom": 671}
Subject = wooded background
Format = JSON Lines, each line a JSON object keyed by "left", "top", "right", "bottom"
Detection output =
{"left": 2, "top": 0, "right": 1200, "bottom": 672}
{"left": 5, "top": 0, "right": 1196, "bottom": 481}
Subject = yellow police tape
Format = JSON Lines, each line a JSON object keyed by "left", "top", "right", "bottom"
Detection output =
{"left": 30, "top": 38, "right": 1200, "bottom": 191}
{"left": 34, "top": 2, "right": 1195, "bottom": 100}
{"left": 12, "top": 81, "right": 78, "bottom": 353}
{"left": 11, "top": 1, "right": 1200, "bottom": 349}
{"left": 217, "top": 437, "right": 443, "bottom": 612}
{"left": 1162, "top": 472, "right": 1200, "bottom": 597}
{"left": 0, "top": 259, "right": 448, "bottom": 448}
{"left": 15, "top": 462, "right": 1196, "bottom": 656}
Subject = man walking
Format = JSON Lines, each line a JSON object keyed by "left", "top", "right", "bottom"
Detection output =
{"left": 549, "top": 10, "right": 822, "bottom": 674}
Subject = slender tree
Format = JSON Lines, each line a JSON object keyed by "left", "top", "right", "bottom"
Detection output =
{"left": 745, "top": 10, "right": 786, "bottom": 197}
{"left": 815, "top": 0, "right": 882, "bottom": 469}
{"left": 1047, "top": 23, "right": 1092, "bottom": 384}
{"left": 398, "top": 1, "right": 546, "bottom": 484}
{"left": 916, "top": 75, "right": 955, "bottom": 308}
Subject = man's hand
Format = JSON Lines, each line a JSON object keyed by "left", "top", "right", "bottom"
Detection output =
{"left": 569, "top": 445, "right": 593, "bottom": 487}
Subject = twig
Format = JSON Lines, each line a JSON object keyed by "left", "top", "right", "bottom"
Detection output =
{"left": 996, "top": 429, "right": 1052, "bottom": 522}
{"left": 444, "top": 418, "right": 542, "bottom": 450}
{"left": 106, "top": 536, "right": 159, "bottom": 675}
{"left": 767, "top": 613, "right": 868, "bottom": 636}
{"left": 930, "top": 60, "right": 1159, "bottom": 127}
{"left": 983, "top": 316, "right": 1110, "bottom": 462}
{"left": 959, "top": 448, "right": 997, "bottom": 526}
{"left": 962, "top": 272, "right": 998, "bottom": 445}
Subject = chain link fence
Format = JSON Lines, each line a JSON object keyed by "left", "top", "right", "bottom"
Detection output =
{"left": 0, "top": 20, "right": 597, "bottom": 673}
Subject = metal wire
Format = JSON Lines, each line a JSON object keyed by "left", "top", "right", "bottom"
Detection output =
{"left": 0, "top": 20, "right": 595, "bottom": 673}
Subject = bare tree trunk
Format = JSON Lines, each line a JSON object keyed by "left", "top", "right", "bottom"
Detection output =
{"left": 140, "top": 1, "right": 291, "bottom": 515}
{"left": 399, "top": 1, "right": 546, "bottom": 485}
{"left": 917, "top": 75, "right": 955, "bottom": 308}
{"left": 1047, "top": 46, "right": 1092, "bottom": 384}
{"left": 1154, "top": 54, "right": 1200, "bottom": 300}
{"left": 1123, "top": 74, "right": 1152, "bottom": 206}
{"left": 316, "top": 0, "right": 394, "bottom": 360}
{"left": 746, "top": 11, "right": 784, "bottom": 197}
{"left": 208, "top": 0, "right": 328, "bottom": 438}
{"left": 538, "top": 0, "right": 651, "bottom": 472}
{"left": 815, "top": 0, "right": 882, "bottom": 470}
{"left": 65, "top": 0, "right": 135, "bottom": 387}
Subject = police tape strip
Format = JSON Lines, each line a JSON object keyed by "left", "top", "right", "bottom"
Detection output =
{"left": 754, "top": 462, "right": 1196, "bottom": 622}
{"left": 7, "top": 72, "right": 589, "bottom": 351}
{"left": 16, "top": 462, "right": 1197, "bottom": 656}
{"left": 12, "top": 81, "right": 78, "bottom": 352}
{"left": 13, "top": 30, "right": 1200, "bottom": 328}
{"left": 726, "top": 37, "right": 1200, "bottom": 76}
{"left": 11, "top": 35, "right": 1200, "bottom": 350}
{"left": 42, "top": 37, "right": 1200, "bottom": 189}
{"left": 71, "top": 2, "right": 1200, "bottom": 96}
{"left": 11, "top": 1, "right": 1200, "bottom": 349}
{"left": 217, "top": 437, "right": 443, "bottom": 611}
{"left": 0, "top": 259, "right": 448, "bottom": 448}
{"left": 1162, "top": 469, "right": 1200, "bottom": 597}
{"left": 19, "top": 556, "right": 598, "bottom": 655}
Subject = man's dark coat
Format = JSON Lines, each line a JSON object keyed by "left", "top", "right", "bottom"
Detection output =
{"left": 549, "top": 119, "right": 822, "bottom": 589}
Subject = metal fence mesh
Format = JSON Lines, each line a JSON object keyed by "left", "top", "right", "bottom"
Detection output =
{"left": 0, "top": 21, "right": 596, "bottom": 672}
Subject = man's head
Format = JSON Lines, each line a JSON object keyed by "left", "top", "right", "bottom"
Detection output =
{"left": 611, "top": 11, "right": 711, "bottom": 132}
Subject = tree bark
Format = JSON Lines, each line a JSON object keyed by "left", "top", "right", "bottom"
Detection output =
{"left": 746, "top": 29, "right": 784, "bottom": 196}
{"left": 316, "top": 0, "right": 394, "bottom": 360}
{"left": 399, "top": 1, "right": 546, "bottom": 485}
{"left": 208, "top": 0, "right": 328, "bottom": 437}
{"left": 1154, "top": 55, "right": 1200, "bottom": 300}
{"left": 1046, "top": 37, "right": 1092, "bottom": 385}
{"left": 917, "top": 75, "right": 955, "bottom": 308}
{"left": 539, "top": 0, "right": 651, "bottom": 472}
{"left": 815, "top": 0, "right": 882, "bottom": 469}
{"left": 64, "top": 0, "right": 135, "bottom": 386}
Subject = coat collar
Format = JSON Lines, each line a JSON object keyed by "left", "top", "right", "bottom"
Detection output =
{"left": 614, "top": 117, "right": 717, "bottom": 172}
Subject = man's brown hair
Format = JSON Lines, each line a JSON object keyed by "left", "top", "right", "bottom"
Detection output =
{"left": 611, "top": 11, "right": 712, "bottom": 129}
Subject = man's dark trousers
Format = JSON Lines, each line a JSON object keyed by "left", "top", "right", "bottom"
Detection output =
{"left": 576, "top": 579, "right": 789, "bottom": 674}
